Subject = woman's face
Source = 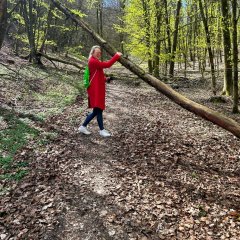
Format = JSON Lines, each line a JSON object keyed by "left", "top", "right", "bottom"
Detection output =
{"left": 93, "top": 48, "right": 102, "bottom": 59}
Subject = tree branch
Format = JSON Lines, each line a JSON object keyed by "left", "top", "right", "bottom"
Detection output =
{"left": 38, "top": 52, "right": 84, "bottom": 70}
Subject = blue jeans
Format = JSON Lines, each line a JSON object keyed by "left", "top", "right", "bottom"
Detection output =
{"left": 82, "top": 107, "right": 104, "bottom": 130}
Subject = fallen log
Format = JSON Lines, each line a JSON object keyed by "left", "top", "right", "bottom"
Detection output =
{"left": 64, "top": 53, "right": 86, "bottom": 65}
{"left": 51, "top": 0, "right": 240, "bottom": 139}
{"left": 39, "top": 52, "right": 84, "bottom": 70}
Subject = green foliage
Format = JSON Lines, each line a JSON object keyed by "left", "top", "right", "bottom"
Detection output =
{"left": 0, "top": 156, "right": 12, "bottom": 170}
{"left": 0, "top": 170, "right": 28, "bottom": 181}
{"left": 11, "top": 33, "right": 29, "bottom": 44}
{"left": 8, "top": 0, "right": 87, "bottom": 55}
{"left": 31, "top": 69, "right": 83, "bottom": 118}
{"left": 0, "top": 114, "right": 39, "bottom": 156}
{"left": 71, "top": 9, "right": 85, "bottom": 18}
{"left": 0, "top": 53, "right": 85, "bottom": 182}
{"left": 38, "top": 132, "right": 58, "bottom": 146}
{"left": 191, "top": 171, "right": 198, "bottom": 179}
{"left": 64, "top": 45, "right": 84, "bottom": 57}
{"left": 0, "top": 108, "right": 39, "bottom": 180}
{"left": 85, "top": 0, "right": 100, "bottom": 9}
{"left": 114, "top": 0, "right": 231, "bottom": 75}
{"left": 0, "top": 186, "right": 10, "bottom": 196}
{"left": 34, "top": 83, "right": 78, "bottom": 110}
{"left": 45, "top": 39, "right": 57, "bottom": 47}
{"left": 12, "top": 12, "right": 25, "bottom": 25}
{"left": 0, "top": 122, "right": 38, "bottom": 154}
{"left": 52, "top": 8, "right": 64, "bottom": 19}
{"left": 198, "top": 205, "right": 208, "bottom": 218}
{"left": 116, "top": 0, "right": 155, "bottom": 60}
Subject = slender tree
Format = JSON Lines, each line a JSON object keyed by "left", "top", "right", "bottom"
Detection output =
{"left": 153, "top": 0, "right": 162, "bottom": 78}
{"left": 119, "top": 0, "right": 126, "bottom": 55}
{"left": 220, "top": 0, "right": 232, "bottom": 96}
{"left": 0, "top": 0, "right": 8, "bottom": 49}
{"left": 21, "top": 0, "right": 39, "bottom": 63}
{"left": 163, "top": 0, "right": 171, "bottom": 73}
{"left": 39, "top": 3, "right": 54, "bottom": 53}
{"left": 169, "top": 0, "right": 182, "bottom": 77}
{"left": 97, "top": 0, "right": 103, "bottom": 37}
{"left": 141, "top": 0, "right": 153, "bottom": 73}
{"left": 232, "top": 0, "right": 238, "bottom": 113}
{"left": 198, "top": 0, "right": 216, "bottom": 95}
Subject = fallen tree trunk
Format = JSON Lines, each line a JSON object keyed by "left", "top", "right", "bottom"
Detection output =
{"left": 51, "top": 0, "right": 240, "bottom": 139}
{"left": 39, "top": 52, "right": 84, "bottom": 70}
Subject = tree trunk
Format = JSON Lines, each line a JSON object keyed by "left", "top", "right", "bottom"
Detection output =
{"left": 232, "top": 0, "right": 238, "bottom": 113}
{"left": 198, "top": 0, "right": 216, "bottom": 95}
{"left": 188, "top": 4, "right": 194, "bottom": 63}
{"left": 220, "top": 0, "right": 232, "bottom": 96}
{"left": 169, "top": 0, "right": 182, "bottom": 77}
{"left": 119, "top": 0, "right": 126, "bottom": 55}
{"left": 39, "top": 4, "right": 54, "bottom": 53}
{"left": 141, "top": 0, "right": 152, "bottom": 74}
{"left": 153, "top": 0, "right": 161, "bottom": 78}
{"left": 97, "top": 0, "right": 103, "bottom": 37}
{"left": 192, "top": 5, "right": 198, "bottom": 70}
{"left": 50, "top": 0, "right": 240, "bottom": 139}
{"left": 163, "top": 0, "right": 171, "bottom": 71}
{"left": 38, "top": 52, "right": 83, "bottom": 70}
{"left": 0, "top": 0, "right": 8, "bottom": 49}
{"left": 21, "top": 0, "right": 39, "bottom": 64}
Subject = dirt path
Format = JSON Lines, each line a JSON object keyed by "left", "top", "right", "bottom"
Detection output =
{"left": 44, "top": 81, "right": 240, "bottom": 240}
{"left": 1, "top": 80, "right": 240, "bottom": 240}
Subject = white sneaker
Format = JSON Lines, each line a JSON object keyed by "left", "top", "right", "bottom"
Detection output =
{"left": 99, "top": 129, "right": 111, "bottom": 137}
{"left": 78, "top": 126, "right": 91, "bottom": 135}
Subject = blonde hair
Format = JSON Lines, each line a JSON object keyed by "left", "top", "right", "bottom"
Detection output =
{"left": 88, "top": 45, "right": 101, "bottom": 60}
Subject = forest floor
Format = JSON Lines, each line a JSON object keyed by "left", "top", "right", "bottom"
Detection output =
{"left": 0, "top": 48, "right": 240, "bottom": 239}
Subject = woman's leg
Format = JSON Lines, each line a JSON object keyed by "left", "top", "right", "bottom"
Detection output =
{"left": 82, "top": 108, "right": 98, "bottom": 127}
{"left": 96, "top": 109, "right": 111, "bottom": 137}
{"left": 96, "top": 108, "right": 104, "bottom": 130}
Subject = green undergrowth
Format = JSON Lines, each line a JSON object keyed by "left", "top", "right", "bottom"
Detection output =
{"left": 32, "top": 68, "right": 85, "bottom": 119}
{"left": 0, "top": 63, "right": 85, "bottom": 119}
{"left": 0, "top": 108, "right": 39, "bottom": 181}
{"left": 0, "top": 63, "right": 86, "bottom": 183}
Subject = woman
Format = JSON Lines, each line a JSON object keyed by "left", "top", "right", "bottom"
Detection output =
{"left": 79, "top": 45, "right": 122, "bottom": 137}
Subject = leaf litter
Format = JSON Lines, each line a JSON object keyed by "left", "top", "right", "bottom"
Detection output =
{"left": 0, "top": 73, "right": 240, "bottom": 239}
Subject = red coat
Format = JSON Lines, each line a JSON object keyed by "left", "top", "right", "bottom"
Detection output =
{"left": 87, "top": 53, "right": 120, "bottom": 110}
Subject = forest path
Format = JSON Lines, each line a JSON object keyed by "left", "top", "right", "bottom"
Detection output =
{"left": 43, "top": 81, "right": 239, "bottom": 239}
{"left": 1, "top": 80, "right": 239, "bottom": 240}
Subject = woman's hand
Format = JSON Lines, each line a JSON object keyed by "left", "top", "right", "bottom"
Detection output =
{"left": 116, "top": 52, "right": 122, "bottom": 56}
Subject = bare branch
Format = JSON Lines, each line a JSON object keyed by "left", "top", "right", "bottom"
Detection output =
{"left": 39, "top": 52, "right": 84, "bottom": 70}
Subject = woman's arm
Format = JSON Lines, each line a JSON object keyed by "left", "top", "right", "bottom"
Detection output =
{"left": 90, "top": 53, "right": 121, "bottom": 69}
